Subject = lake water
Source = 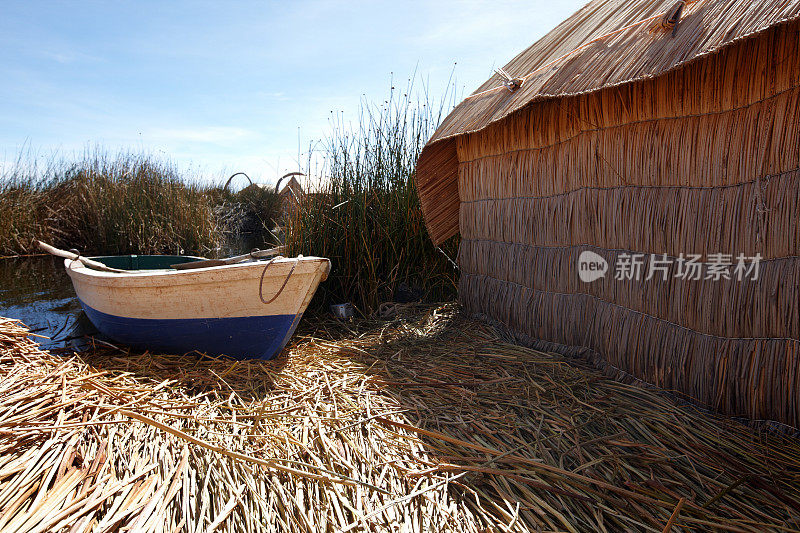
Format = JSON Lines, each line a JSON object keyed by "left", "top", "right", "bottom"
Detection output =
{"left": 0, "top": 256, "right": 93, "bottom": 349}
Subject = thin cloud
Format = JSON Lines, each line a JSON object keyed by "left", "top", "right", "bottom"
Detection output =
{"left": 255, "top": 91, "right": 290, "bottom": 101}
{"left": 147, "top": 127, "right": 259, "bottom": 145}
{"left": 39, "top": 49, "right": 103, "bottom": 65}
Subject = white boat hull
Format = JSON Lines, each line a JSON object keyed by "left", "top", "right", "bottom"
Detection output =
{"left": 65, "top": 256, "right": 330, "bottom": 359}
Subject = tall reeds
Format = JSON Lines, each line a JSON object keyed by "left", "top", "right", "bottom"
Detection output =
{"left": 286, "top": 81, "right": 460, "bottom": 314}
{"left": 0, "top": 150, "right": 221, "bottom": 256}
{"left": 52, "top": 153, "right": 221, "bottom": 256}
{"left": 0, "top": 150, "right": 287, "bottom": 257}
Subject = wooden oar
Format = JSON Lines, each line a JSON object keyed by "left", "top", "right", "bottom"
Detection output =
{"left": 170, "top": 246, "right": 285, "bottom": 270}
{"left": 36, "top": 241, "right": 127, "bottom": 273}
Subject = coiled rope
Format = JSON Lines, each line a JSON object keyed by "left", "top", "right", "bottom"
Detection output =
{"left": 67, "top": 248, "right": 82, "bottom": 269}
{"left": 259, "top": 256, "right": 300, "bottom": 304}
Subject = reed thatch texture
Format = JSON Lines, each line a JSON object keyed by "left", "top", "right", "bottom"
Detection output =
{"left": 415, "top": 1, "right": 800, "bottom": 426}
{"left": 4, "top": 309, "right": 800, "bottom": 531}
{"left": 416, "top": 0, "right": 800, "bottom": 243}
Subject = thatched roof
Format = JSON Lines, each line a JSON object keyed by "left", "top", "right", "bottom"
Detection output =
{"left": 416, "top": 0, "right": 800, "bottom": 244}
{"left": 278, "top": 176, "right": 304, "bottom": 198}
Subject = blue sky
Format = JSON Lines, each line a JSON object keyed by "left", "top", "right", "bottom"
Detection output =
{"left": 0, "top": 1, "right": 585, "bottom": 185}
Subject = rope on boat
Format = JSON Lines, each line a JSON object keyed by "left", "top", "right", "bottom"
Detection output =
{"left": 259, "top": 256, "right": 299, "bottom": 304}
{"left": 67, "top": 248, "right": 82, "bottom": 269}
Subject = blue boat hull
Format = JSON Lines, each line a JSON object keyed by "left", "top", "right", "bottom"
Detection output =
{"left": 80, "top": 300, "right": 299, "bottom": 360}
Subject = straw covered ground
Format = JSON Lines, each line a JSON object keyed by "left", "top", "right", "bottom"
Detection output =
{"left": 1, "top": 306, "right": 800, "bottom": 532}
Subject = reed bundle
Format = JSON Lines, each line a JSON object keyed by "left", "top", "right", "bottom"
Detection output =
{"left": 3, "top": 308, "right": 800, "bottom": 531}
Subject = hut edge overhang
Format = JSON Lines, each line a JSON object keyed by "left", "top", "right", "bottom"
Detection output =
{"left": 415, "top": 0, "right": 800, "bottom": 244}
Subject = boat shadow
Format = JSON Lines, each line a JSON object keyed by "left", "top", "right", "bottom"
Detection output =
{"left": 76, "top": 342, "right": 290, "bottom": 401}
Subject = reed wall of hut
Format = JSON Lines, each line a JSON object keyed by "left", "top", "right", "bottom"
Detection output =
{"left": 417, "top": 4, "right": 800, "bottom": 427}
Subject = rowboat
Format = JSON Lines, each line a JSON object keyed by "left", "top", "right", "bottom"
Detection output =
{"left": 62, "top": 253, "right": 330, "bottom": 359}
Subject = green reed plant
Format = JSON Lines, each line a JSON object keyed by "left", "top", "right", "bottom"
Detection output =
{"left": 0, "top": 150, "right": 222, "bottom": 256}
{"left": 286, "top": 80, "right": 459, "bottom": 315}
{"left": 0, "top": 150, "right": 58, "bottom": 255}
{"left": 0, "top": 182, "right": 43, "bottom": 256}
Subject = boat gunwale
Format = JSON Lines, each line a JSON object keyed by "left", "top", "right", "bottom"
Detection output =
{"left": 64, "top": 256, "right": 331, "bottom": 287}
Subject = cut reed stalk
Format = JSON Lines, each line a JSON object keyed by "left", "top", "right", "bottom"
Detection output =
{"left": 2, "top": 306, "right": 800, "bottom": 531}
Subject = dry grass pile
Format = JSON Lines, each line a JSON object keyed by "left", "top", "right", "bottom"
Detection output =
{"left": 1, "top": 308, "right": 800, "bottom": 532}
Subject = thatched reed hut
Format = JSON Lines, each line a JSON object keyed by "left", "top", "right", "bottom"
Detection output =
{"left": 277, "top": 174, "right": 304, "bottom": 217}
{"left": 415, "top": 0, "right": 800, "bottom": 427}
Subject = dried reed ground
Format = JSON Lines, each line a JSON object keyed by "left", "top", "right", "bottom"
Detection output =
{"left": 1, "top": 306, "right": 800, "bottom": 532}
